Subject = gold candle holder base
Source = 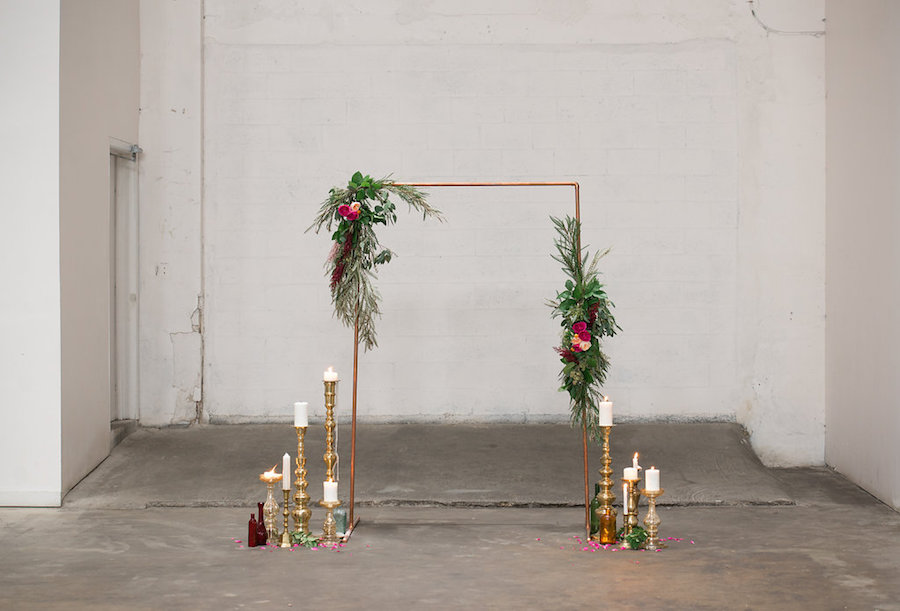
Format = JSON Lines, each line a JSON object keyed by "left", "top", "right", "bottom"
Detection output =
{"left": 641, "top": 488, "right": 666, "bottom": 550}
{"left": 280, "top": 489, "right": 292, "bottom": 548}
{"left": 320, "top": 499, "right": 342, "bottom": 546}
{"left": 292, "top": 426, "right": 312, "bottom": 534}
{"left": 622, "top": 478, "right": 641, "bottom": 536}
{"left": 591, "top": 425, "right": 617, "bottom": 544}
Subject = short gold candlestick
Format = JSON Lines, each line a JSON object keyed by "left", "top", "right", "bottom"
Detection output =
{"left": 320, "top": 499, "right": 342, "bottom": 545}
{"left": 641, "top": 488, "right": 666, "bottom": 550}
{"left": 280, "top": 489, "right": 292, "bottom": 548}
{"left": 291, "top": 426, "right": 312, "bottom": 534}
{"left": 622, "top": 478, "right": 641, "bottom": 536}
{"left": 323, "top": 380, "right": 338, "bottom": 483}
{"left": 592, "top": 425, "right": 617, "bottom": 544}
{"left": 262, "top": 480, "right": 280, "bottom": 543}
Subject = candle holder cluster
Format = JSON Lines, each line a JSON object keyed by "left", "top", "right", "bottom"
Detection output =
{"left": 251, "top": 371, "right": 352, "bottom": 548}
{"left": 589, "top": 425, "right": 666, "bottom": 550}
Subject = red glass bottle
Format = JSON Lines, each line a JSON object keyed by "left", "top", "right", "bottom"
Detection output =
{"left": 256, "top": 502, "right": 268, "bottom": 545}
{"left": 248, "top": 513, "right": 258, "bottom": 547}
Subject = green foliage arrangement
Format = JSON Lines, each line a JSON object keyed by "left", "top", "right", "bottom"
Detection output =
{"left": 290, "top": 530, "right": 321, "bottom": 549}
{"left": 548, "top": 216, "right": 619, "bottom": 441}
{"left": 617, "top": 525, "right": 648, "bottom": 550}
{"left": 308, "top": 172, "right": 443, "bottom": 350}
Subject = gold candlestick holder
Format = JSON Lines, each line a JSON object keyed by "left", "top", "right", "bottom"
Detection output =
{"left": 320, "top": 499, "right": 342, "bottom": 545}
{"left": 622, "top": 478, "right": 641, "bottom": 536}
{"left": 641, "top": 488, "right": 666, "bottom": 550}
{"left": 592, "top": 425, "right": 617, "bottom": 544}
{"left": 280, "top": 489, "right": 292, "bottom": 548}
{"left": 323, "top": 380, "right": 338, "bottom": 482}
{"left": 291, "top": 426, "right": 312, "bottom": 534}
{"left": 262, "top": 480, "right": 280, "bottom": 543}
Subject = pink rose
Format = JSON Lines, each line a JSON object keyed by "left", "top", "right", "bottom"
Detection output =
{"left": 579, "top": 340, "right": 591, "bottom": 351}
{"left": 571, "top": 343, "right": 582, "bottom": 353}
{"left": 338, "top": 204, "right": 351, "bottom": 217}
{"left": 578, "top": 331, "right": 591, "bottom": 342}
{"left": 572, "top": 321, "right": 587, "bottom": 334}
{"left": 346, "top": 211, "right": 359, "bottom": 221}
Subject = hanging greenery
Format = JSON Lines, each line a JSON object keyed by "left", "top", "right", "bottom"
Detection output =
{"left": 308, "top": 172, "right": 443, "bottom": 350}
{"left": 548, "top": 216, "right": 619, "bottom": 441}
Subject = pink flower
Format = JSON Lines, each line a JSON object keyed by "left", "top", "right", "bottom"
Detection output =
{"left": 338, "top": 204, "right": 351, "bottom": 217}
{"left": 571, "top": 344, "right": 582, "bottom": 353}
{"left": 578, "top": 331, "right": 591, "bottom": 342}
{"left": 579, "top": 340, "right": 591, "bottom": 351}
{"left": 572, "top": 321, "right": 587, "bottom": 334}
{"left": 346, "top": 211, "right": 359, "bottom": 221}
{"left": 350, "top": 202, "right": 361, "bottom": 212}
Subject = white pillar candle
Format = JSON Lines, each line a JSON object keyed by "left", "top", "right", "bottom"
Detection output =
{"left": 323, "top": 481, "right": 339, "bottom": 502}
{"left": 645, "top": 466, "right": 660, "bottom": 491}
{"left": 294, "top": 401, "right": 309, "bottom": 427}
{"left": 282, "top": 453, "right": 291, "bottom": 490}
{"left": 323, "top": 367, "right": 339, "bottom": 382}
{"left": 598, "top": 397, "right": 613, "bottom": 426}
{"left": 623, "top": 466, "right": 638, "bottom": 480}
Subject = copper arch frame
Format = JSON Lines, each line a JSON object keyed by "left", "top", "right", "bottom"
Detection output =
{"left": 346, "top": 180, "right": 591, "bottom": 540}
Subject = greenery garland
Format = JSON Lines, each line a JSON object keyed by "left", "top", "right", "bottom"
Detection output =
{"left": 308, "top": 172, "right": 443, "bottom": 350}
{"left": 548, "top": 216, "right": 619, "bottom": 441}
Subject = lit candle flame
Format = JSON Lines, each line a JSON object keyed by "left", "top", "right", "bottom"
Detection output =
{"left": 260, "top": 464, "right": 283, "bottom": 483}
{"left": 632, "top": 452, "right": 640, "bottom": 471}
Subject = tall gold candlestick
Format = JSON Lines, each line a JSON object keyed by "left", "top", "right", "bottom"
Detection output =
{"left": 641, "top": 488, "right": 666, "bottom": 550}
{"left": 622, "top": 478, "right": 640, "bottom": 536}
{"left": 292, "top": 426, "right": 312, "bottom": 534}
{"left": 323, "top": 379, "right": 338, "bottom": 482}
{"left": 280, "top": 489, "right": 292, "bottom": 547}
{"left": 592, "top": 425, "right": 618, "bottom": 543}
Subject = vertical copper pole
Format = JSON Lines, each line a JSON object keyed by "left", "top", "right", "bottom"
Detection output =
{"left": 573, "top": 183, "right": 589, "bottom": 539}
{"left": 350, "top": 308, "right": 360, "bottom": 526}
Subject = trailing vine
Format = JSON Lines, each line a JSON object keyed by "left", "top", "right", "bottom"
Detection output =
{"left": 308, "top": 172, "right": 443, "bottom": 350}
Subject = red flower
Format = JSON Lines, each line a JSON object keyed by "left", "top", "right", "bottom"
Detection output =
{"left": 572, "top": 321, "right": 587, "bottom": 334}
{"left": 571, "top": 343, "right": 582, "bottom": 353}
{"left": 578, "top": 331, "right": 591, "bottom": 342}
{"left": 338, "top": 204, "right": 351, "bottom": 217}
{"left": 346, "top": 210, "right": 359, "bottom": 221}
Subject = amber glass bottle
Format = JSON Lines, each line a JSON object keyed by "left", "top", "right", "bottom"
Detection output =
{"left": 599, "top": 506, "right": 617, "bottom": 545}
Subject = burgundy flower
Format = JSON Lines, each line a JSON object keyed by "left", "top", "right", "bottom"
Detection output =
{"left": 571, "top": 343, "right": 582, "bottom": 353}
{"left": 346, "top": 210, "right": 359, "bottom": 221}
{"left": 572, "top": 321, "right": 587, "bottom": 334}
{"left": 338, "top": 204, "right": 351, "bottom": 217}
{"left": 555, "top": 347, "right": 578, "bottom": 363}
{"left": 578, "top": 331, "right": 591, "bottom": 342}
{"left": 330, "top": 263, "right": 345, "bottom": 290}
{"left": 588, "top": 302, "right": 600, "bottom": 326}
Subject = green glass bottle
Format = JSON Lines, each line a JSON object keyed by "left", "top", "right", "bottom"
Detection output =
{"left": 589, "top": 482, "right": 601, "bottom": 535}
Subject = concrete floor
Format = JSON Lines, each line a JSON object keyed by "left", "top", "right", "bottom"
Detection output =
{"left": 2, "top": 423, "right": 899, "bottom": 609}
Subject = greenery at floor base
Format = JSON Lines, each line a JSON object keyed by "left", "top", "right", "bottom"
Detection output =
{"left": 291, "top": 531, "right": 321, "bottom": 548}
{"left": 616, "top": 525, "right": 648, "bottom": 550}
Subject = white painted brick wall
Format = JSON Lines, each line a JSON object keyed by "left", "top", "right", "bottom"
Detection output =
{"left": 202, "top": 7, "right": 741, "bottom": 427}
{"left": 143, "top": 0, "right": 826, "bottom": 464}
